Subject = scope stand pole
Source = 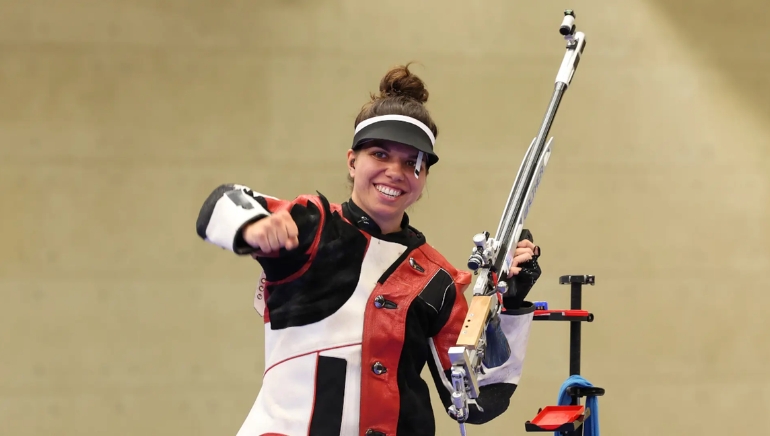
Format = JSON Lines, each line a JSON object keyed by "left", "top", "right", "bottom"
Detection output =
{"left": 570, "top": 279, "right": 582, "bottom": 383}
{"left": 566, "top": 277, "right": 585, "bottom": 436}
{"left": 559, "top": 275, "right": 602, "bottom": 436}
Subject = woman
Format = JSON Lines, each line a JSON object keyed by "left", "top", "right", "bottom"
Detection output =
{"left": 195, "top": 64, "right": 542, "bottom": 436}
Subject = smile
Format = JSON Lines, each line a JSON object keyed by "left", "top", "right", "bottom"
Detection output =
{"left": 374, "top": 184, "right": 404, "bottom": 199}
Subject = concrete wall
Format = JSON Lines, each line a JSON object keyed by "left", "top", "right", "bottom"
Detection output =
{"left": 2, "top": 1, "right": 768, "bottom": 435}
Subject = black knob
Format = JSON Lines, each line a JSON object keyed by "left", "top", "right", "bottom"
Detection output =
{"left": 372, "top": 361, "right": 387, "bottom": 375}
{"left": 374, "top": 295, "right": 385, "bottom": 308}
{"left": 373, "top": 295, "right": 397, "bottom": 309}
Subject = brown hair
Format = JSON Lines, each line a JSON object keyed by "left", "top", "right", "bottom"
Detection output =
{"left": 348, "top": 63, "right": 437, "bottom": 188}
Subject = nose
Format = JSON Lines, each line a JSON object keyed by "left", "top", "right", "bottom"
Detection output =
{"left": 384, "top": 160, "right": 405, "bottom": 181}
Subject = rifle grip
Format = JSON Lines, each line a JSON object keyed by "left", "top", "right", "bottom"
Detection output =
{"left": 519, "top": 228, "right": 533, "bottom": 243}
{"left": 456, "top": 296, "right": 495, "bottom": 348}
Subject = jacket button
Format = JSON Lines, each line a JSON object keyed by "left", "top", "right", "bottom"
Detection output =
{"left": 373, "top": 295, "right": 385, "bottom": 308}
{"left": 371, "top": 361, "right": 387, "bottom": 375}
{"left": 365, "top": 430, "right": 385, "bottom": 436}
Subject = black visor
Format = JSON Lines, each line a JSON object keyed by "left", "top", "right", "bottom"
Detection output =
{"left": 351, "top": 115, "right": 439, "bottom": 169}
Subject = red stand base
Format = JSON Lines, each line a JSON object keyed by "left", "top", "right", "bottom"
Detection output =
{"left": 525, "top": 405, "right": 589, "bottom": 432}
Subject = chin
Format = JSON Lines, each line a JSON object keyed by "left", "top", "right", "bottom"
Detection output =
{"left": 369, "top": 196, "right": 409, "bottom": 217}
{"left": 370, "top": 201, "right": 403, "bottom": 217}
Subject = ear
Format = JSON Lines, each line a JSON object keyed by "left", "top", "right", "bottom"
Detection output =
{"left": 346, "top": 149, "right": 357, "bottom": 177}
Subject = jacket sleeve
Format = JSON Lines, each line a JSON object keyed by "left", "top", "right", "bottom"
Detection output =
{"left": 426, "top": 230, "right": 540, "bottom": 425}
{"left": 195, "top": 183, "right": 325, "bottom": 282}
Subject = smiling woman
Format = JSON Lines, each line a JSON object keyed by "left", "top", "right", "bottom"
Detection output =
{"left": 347, "top": 140, "right": 428, "bottom": 234}
{"left": 344, "top": 65, "right": 438, "bottom": 233}
{"left": 195, "top": 64, "right": 543, "bottom": 436}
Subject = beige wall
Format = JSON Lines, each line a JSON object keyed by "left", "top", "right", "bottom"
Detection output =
{"left": 2, "top": 1, "right": 769, "bottom": 435}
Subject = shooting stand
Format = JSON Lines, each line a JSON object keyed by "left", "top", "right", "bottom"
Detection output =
{"left": 524, "top": 275, "right": 605, "bottom": 435}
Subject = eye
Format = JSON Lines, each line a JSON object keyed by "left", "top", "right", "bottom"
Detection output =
{"left": 371, "top": 151, "right": 387, "bottom": 159}
{"left": 406, "top": 160, "right": 416, "bottom": 167}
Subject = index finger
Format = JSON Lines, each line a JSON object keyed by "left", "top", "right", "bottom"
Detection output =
{"left": 517, "top": 239, "right": 535, "bottom": 249}
{"left": 282, "top": 219, "right": 300, "bottom": 250}
{"left": 284, "top": 217, "right": 299, "bottom": 240}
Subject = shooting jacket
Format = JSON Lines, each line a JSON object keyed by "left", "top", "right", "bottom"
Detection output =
{"left": 196, "top": 184, "right": 537, "bottom": 436}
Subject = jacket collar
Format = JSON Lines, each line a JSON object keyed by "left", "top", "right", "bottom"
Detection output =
{"left": 341, "top": 198, "right": 425, "bottom": 246}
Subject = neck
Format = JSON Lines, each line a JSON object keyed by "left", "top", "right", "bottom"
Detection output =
{"left": 349, "top": 194, "right": 406, "bottom": 235}
{"left": 377, "top": 217, "right": 404, "bottom": 234}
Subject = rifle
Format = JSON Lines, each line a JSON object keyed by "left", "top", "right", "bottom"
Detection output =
{"left": 446, "top": 10, "right": 587, "bottom": 435}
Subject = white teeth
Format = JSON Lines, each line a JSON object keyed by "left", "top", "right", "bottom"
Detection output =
{"left": 375, "top": 184, "right": 402, "bottom": 198}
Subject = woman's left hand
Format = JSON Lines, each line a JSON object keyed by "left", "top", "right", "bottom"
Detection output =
{"left": 507, "top": 239, "right": 540, "bottom": 277}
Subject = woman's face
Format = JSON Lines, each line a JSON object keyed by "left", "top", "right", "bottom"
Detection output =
{"left": 347, "top": 141, "right": 428, "bottom": 233}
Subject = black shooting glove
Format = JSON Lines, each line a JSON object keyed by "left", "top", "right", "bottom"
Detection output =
{"left": 502, "top": 229, "right": 542, "bottom": 310}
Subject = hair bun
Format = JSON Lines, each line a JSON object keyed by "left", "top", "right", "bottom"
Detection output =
{"left": 377, "top": 63, "right": 429, "bottom": 104}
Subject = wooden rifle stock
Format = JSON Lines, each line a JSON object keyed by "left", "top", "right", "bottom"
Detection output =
{"left": 454, "top": 295, "right": 495, "bottom": 349}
